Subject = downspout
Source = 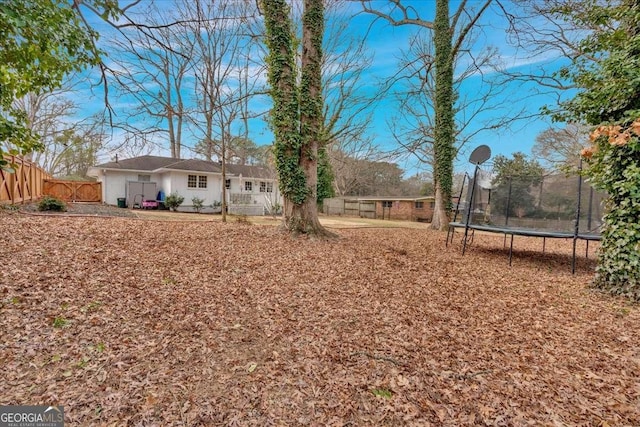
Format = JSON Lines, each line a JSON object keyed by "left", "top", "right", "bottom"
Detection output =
{"left": 103, "top": 170, "right": 107, "bottom": 205}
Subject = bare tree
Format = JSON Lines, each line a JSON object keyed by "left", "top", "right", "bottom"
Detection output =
{"left": 116, "top": 131, "right": 155, "bottom": 159}
{"left": 8, "top": 82, "right": 108, "bottom": 177}
{"left": 50, "top": 123, "right": 106, "bottom": 178}
{"left": 360, "top": 0, "right": 493, "bottom": 230}
{"left": 316, "top": 1, "right": 393, "bottom": 200}
{"left": 495, "top": 0, "right": 604, "bottom": 115}
{"left": 389, "top": 26, "right": 524, "bottom": 174}
{"left": 108, "top": 2, "right": 195, "bottom": 159}
{"left": 10, "top": 89, "right": 76, "bottom": 167}
{"left": 329, "top": 143, "right": 379, "bottom": 197}
{"left": 180, "top": 0, "right": 261, "bottom": 221}
{"left": 532, "top": 123, "right": 588, "bottom": 171}
{"left": 321, "top": 1, "right": 378, "bottom": 153}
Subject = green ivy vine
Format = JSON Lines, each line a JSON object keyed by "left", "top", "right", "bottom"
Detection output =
{"left": 262, "top": 0, "right": 308, "bottom": 205}
{"left": 583, "top": 122, "right": 640, "bottom": 298}
{"left": 262, "top": 0, "right": 327, "bottom": 208}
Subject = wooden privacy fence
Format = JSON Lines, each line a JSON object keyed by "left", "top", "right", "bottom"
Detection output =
{"left": 323, "top": 198, "right": 376, "bottom": 219}
{"left": 44, "top": 180, "right": 101, "bottom": 202}
{"left": 0, "top": 155, "right": 52, "bottom": 204}
{"left": 0, "top": 156, "right": 102, "bottom": 204}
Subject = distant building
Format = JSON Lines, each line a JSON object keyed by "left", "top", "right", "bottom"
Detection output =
{"left": 323, "top": 196, "right": 435, "bottom": 222}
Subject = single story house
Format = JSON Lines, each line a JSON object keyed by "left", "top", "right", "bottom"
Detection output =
{"left": 87, "top": 155, "right": 281, "bottom": 215}
{"left": 323, "top": 196, "right": 435, "bottom": 222}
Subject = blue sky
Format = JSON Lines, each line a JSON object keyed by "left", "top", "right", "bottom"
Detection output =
{"left": 69, "top": 0, "right": 576, "bottom": 177}
{"left": 346, "top": 1, "right": 577, "bottom": 175}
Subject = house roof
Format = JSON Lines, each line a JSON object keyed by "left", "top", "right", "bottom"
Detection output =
{"left": 160, "top": 159, "right": 221, "bottom": 173}
{"left": 94, "top": 155, "right": 175, "bottom": 171}
{"left": 226, "top": 163, "right": 276, "bottom": 179}
{"left": 90, "top": 155, "right": 271, "bottom": 178}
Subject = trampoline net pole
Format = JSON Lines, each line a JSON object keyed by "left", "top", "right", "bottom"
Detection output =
{"left": 587, "top": 186, "right": 594, "bottom": 232}
{"left": 462, "top": 167, "right": 479, "bottom": 255}
{"left": 452, "top": 173, "right": 468, "bottom": 223}
{"left": 448, "top": 173, "right": 469, "bottom": 246}
{"left": 572, "top": 160, "right": 584, "bottom": 274}
{"left": 505, "top": 177, "right": 512, "bottom": 227}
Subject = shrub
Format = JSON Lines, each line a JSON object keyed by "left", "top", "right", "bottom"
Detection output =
{"left": 165, "top": 192, "right": 184, "bottom": 211}
{"left": 38, "top": 196, "right": 66, "bottom": 212}
{"left": 0, "top": 204, "right": 19, "bottom": 212}
{"left": 192, "top": 196, "right": 204, "bottom": 213}
{"left": 210, "top": 200, "right": 222, "bottom": 213}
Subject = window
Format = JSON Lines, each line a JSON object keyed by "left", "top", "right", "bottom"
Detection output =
{"left": 382, "top": 201, "right": 393, "bottom": 208}
{"left": 430, "top": 201, "right": 435, "bottom": 209}
{"left": 188, "top": 175, "right": 207, "bottom": 189}
{"left": 244, "top": 181, "right": 253, "bottom": 192}
{"left": 225, "top": 179, "right": 231, "bottom": 189}
{"left": 259, "top": 181, "right": 272, "bottom": 193}
{"left": 415, "top": 201, "right": 424, "bottom": 209}
{"left": 138, "top": 174, "right": 151, "bottom": 182}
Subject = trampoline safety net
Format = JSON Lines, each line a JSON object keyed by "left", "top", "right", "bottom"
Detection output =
{"left": 455, "top": 168, "right": 606, "bottom": 237}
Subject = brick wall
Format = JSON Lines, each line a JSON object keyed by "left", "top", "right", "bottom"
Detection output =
{"left": 376, "top": 200, "right": 433, "bottom": 222}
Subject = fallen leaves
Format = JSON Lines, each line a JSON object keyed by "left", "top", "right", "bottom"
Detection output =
{"left": 1, "top": 214, "right": 639, "bottom": 425}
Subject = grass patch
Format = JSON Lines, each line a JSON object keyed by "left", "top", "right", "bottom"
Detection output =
{"left": 372, "top": 389, "right": 393, "bottom": 399}
{"left": 52, "top": 316, "right": 68, "bottom": 328}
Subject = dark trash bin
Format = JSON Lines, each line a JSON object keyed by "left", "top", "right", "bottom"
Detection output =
{"left": 117, "top": 197, "right": 127, "bottom": 208}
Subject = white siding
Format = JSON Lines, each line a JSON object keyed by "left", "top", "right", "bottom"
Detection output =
{"left": 169, "top": 171, "right": 223, "bottom": 211}
{"left": 99, "top": 171, "right": 163, "bottom": 205}
{"left": 97, "top": 167, "right": 279, "bottom": 214}
{"left": 103, "top": 172, "right": 127, "bottom": 205}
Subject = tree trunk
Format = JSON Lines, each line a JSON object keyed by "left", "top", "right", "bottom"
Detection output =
{"left": 264, "top": 0, "right": 333, "bottom": 238}
{"left": 430, "top": 181, "right": 449, "bottom": 231}
{"left": 221, "top": 131, "right": 227, "bottom": 223}
{"left": 430, "top": 0, "right": 454, "bottom": 231}
{"left": 281, "top": 157, "right": 324, "bottom": 234}
{"left": 280, "top": 0, "right": 328, "bottom": 236}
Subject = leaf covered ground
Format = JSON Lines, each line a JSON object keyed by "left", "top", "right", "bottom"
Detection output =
{"left": 1, "top": 213, "right": 639, "bottom": 426}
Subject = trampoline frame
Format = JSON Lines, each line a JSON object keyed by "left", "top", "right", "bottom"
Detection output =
{"left": 446, "top": 161, "right": 602, "bottom": 273}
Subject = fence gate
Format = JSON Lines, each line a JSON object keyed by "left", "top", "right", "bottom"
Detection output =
{"left": 358, "top": 201, "right": 376, "bottom": 219}
{"left": 344, "top": 199, "right": 360, "bottom": 216}
{"left": 342, "top": 199, "right": 376, "bottom": 218}
{"left": 44, "top": 180, "right": 102, "bottom": 202}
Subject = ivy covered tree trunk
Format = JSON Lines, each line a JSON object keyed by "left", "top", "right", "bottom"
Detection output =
{"left": 430, "top": 0, "right": 455, "bottom": 231}
{"left": 316, "top": 146, "right": 335, "bottom": 205}
{"left": 263, "top": 0, "right": 332, "bottom": 236}
{"left": 561, "top": 1, "right": 640, "bottom": 298}
{"left": 584, "top": 125, "right": 640, "bottom": 298}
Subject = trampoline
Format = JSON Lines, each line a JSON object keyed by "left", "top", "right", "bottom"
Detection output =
{"left": 446, "top": 146, "right": 605, "bottom": 273}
